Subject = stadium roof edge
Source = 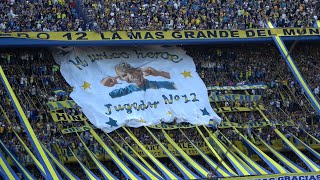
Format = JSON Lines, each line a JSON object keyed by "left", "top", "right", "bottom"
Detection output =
{"left": 0, "top": 36, "right": 319, "bottom": 47}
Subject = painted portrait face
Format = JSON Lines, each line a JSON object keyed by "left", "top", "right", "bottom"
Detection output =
{"left": 116, "top": 63, "right": 145, "bottom": 87}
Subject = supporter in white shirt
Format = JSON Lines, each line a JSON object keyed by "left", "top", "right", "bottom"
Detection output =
{"left": 314, "top": 86, "right": 319, "bottom": 96}
{"left": 270, "top": 101, "right": 274, "bottom": 107}
{"left": 174, "top": 2, "right": 179, "bottom": 9}
{"left": 24, "top": 77, "right": 28, "bottom": 86}
{"left": 14, "top": 125, "right": 20, "bottom": 133}
{"left": 20, "top": 77, "right": 24, "bottom": 86}
{"left": 225, "top": 101, "right": 229, "bottom": 107}
{"left": 8, "top": 9, "right": 18, "bottom": 18}
{"left": 43, "top": 27, "right": 50, "bottom": 32}
{"left": 31, "top": 86, "right": 36, "bottom": 96}
{"left": 267, "top": 134, "right": 271, "bottom": 144}
{"left": 37, "top": 22, "right": 42, "bottom": 30}
{"left": 276, "top": 100, "right": 281, "bottom": 108}
{"left": 0, "top": 22, "right": 6, "bottom": 31}
{"left": 251, "top": 89, "right": 256, "bottom": 95}
{"left": 26, "top": 110, "right": 31, "bottom": 118}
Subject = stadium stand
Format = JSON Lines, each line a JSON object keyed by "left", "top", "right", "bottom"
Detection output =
{"left": 0, "top": 0, "right": 319, "bottom": 177}
{"left": 0, "top": 42, "right": 319, "bottom": 179}
{"left": 64, "top": 0, "right": 320, "bottom": 31}
{"left": 0, "top": 0, "right": 83, "bottom": 32}
{"left": 0, "top": 0, "right": 319, "bottom": 32}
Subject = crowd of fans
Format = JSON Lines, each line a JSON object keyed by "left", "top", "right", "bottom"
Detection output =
{"left": 0, "top": 0, "right": 319, "bottom": 32}
{"left": 0, "top": 0, "right": 83, "bottom": 32}
{"left": 81, "top": 0, "right": 320, "bottom": 31}
{"left": 0, "top": 1, "right": 319, "bottom": 178}
{"left": 0, "top": 44, "right": 319, "bottom": 179}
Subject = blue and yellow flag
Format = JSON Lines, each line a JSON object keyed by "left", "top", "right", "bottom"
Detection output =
{"left": 274, "top": 129, "right": 320, "bottom": 172}
{"left": 266, "top": 21, "right": 320, "bottom": 114}
{"left": 89, "top": 127, "right": 141, "bottom": 180}
{"left": 291, "top": 135, "right": 320, "bottom": 160}
{"left": 195, "top": 127, "right": 237, "bottom": 175}
{"left": 0, "top": 66, "right": 62, "bottom": 180}
{"left": 204, "top": 126, "right": 255, "bottom": 176}
{"left": 107, "top": 133, "right": 163, "bottom": 180}
{"left": 0, "top": 149, "right": 20, "bottom": 180}
{"left": 77, "top": 133, "right": 118, "bottom": 180}
{"left": 237, "top": 130, "right": 289, "bottom": 174}
{"left": 115, "top": 131, "right": 163, "bottom": 179}
{"left": 162, "top": 129, "right": 209, "bottom": 178}
{"left": 41, "top": 144, "right": 80, "bottom": 180}
{"left": 258, "top": 137, "right": 306, "bottom": 173}
{"left": 145, "top": 127, "right": 199, "bottom": 180}
{"left": 0, "top": 140, "right": 35, "bottom": 180}
{"left": 123, "top": 127, "right": 182, "bottom": 180}
{"left": 179, "top": 129, "right": 235, "bottom": 177}
{"left": 53, "top": 88, "right": 67, "bottom": 96}
{"left": 69, "top": 148, "right": 101, "bottom": 180}
{"left": 220, "top": 133, "right": 271, "bottom": 175}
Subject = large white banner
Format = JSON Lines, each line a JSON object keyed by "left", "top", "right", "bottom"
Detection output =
{"left": 52, "top": 46, "right": 221, "bottom": 132}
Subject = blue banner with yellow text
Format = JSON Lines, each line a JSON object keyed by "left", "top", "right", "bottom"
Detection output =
{"left": 209, "top": 94, "right": 261, "bottom": 102}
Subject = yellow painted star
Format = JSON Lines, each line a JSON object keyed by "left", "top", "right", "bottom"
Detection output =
{"left": 81, "top": 81, "right": 91, "bottom": 90}
{"left": 139, "top": 118, "right": 146, "bottom": 123}
{"left": 181, "top": 70, "right": 192, "bottom": 78}
{"left": 166, "top": 111, "right": 172, "bottom": 116}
